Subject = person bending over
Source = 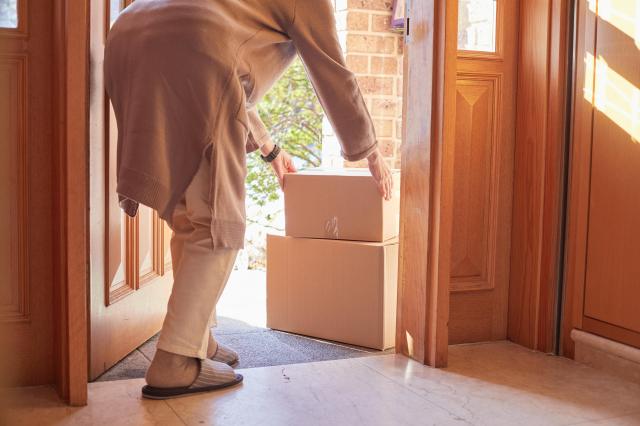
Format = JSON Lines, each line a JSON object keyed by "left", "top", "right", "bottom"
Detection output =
{"left": 105, "top": 0, "right": 394, "bottom": 399}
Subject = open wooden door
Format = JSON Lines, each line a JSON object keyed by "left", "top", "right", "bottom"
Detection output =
{"left": 563, "top": 0, "right": 640, "bottom": 353}
{"left": 396, "top": 0, "right": 519, "bottom": 366}
{"left": 449, "top": 0, "right": 518, "bottom": 343}
{"left": 88, "top": 0, "right": 173, "bottom": 380}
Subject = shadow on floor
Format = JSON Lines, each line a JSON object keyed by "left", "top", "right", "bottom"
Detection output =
{"left": 95, "top": 316, "right": 394, "bottom": 382}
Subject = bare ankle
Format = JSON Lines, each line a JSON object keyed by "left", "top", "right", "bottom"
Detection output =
{"left": 153, "top": 349, "right": 191, "bottom": 366}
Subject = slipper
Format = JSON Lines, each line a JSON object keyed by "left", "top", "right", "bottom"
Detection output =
{"left": 210, "top": 342, "right": 240, "bottom": 368}
{"left": 142, "top": 359, "right": 243, "bottom": 400}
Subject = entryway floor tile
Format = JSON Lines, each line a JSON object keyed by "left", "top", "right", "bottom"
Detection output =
{"left": 3, "top": 342, "right": 640, "bottom": 426}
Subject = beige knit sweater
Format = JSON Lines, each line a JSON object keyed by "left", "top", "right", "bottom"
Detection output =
{"left": 104, "top": 0, "right": 378, "bottom": 248}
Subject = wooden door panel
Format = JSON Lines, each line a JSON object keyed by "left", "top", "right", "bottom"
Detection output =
{"left": 0, "top": 0, "right": 56, "bottom": 385}
{"left": 164, "top": 222, "right": 174, "bottom": 271}
{"left": 138, "top": 208, "right": 167, "bottom": 286}
{"left": 89, "top": 0, "right": 173, "bottom": 380}
{"left": 449, "top": 0, "right": 517, "bottom": 343}
{"left": 582, "top": 0, "right": 640, "bottom": 336}
{"left": 451, "top": 74, "right": 500, "bottom": 292}
{"left": 0, "top": 55, "right": 27, "bottom": 323}
{"left": 139, "top": 209, "right": 156, "bottom": 281}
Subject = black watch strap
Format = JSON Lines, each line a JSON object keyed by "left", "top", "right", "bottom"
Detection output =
{"left": 261, "top": 144, "right": 281, "bottom": 163}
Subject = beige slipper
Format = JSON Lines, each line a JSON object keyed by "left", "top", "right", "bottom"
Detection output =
{"left": 142, "top": 359, "right": 242, "bottom": 400}
{"left": 210, "top": 342, "right": 240, "bottom": 367}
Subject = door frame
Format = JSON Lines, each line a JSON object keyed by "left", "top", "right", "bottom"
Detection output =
{"left": 560, "top": 0, "right": 592, "bottom": 359}
{"left": 52, "top": 0, "right": 90, "bottom": 406}
{"left": 508, "top": 0, "right": 573, "bottom": 354}
{"left": 396, "top": 0, "right": 459, "bottom": 367}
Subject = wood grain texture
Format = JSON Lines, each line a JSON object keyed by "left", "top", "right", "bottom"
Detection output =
{"left": 63, "top": 0, "right": 90, "bottom": 406}
{"left": 89, "top": 0, "right": 173, "bottom": 381}
{"left": 582, "top": 318, "right": 640, "bottom": 350}
{"left": 563, "top": 0, "right": 640, "bottom": 354}
{"left": 396, "top": 0, "right": 457, "bottom": 367}
{"left": 582, "top": 0, "right": 640, "bottom": 336}
{"left": 509, "top": 0, "right": 570, "bottom": 352}
{"left": 0, "top": 55, "right": 28, "bottom": 323}
{"left": 0, "top": 0, "right": 55, "bottom": 388}
{"left": 449, "top": 0, "right": 518, "bottom": 344}
{"left": 561, "top": 0, "right": 593, "bottom": 358}
{"left": 450, "top": 75, "right": 498, "bottom": 292}
{"left": 538, "top": 0, "right": 571, "bottom": 354}
{"left": 51, "top": 0, "right": 90, "bottom": 406}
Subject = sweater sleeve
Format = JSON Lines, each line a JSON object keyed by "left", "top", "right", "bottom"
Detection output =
{"left": 287, "top": 0, "right": 378, "bottom": 162}
{"left": 245, "top": 108, "right": 273, "bottom": 154}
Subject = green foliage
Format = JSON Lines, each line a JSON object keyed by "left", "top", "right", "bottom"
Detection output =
{"left": 246, "top": 58, "right": 323, "bottom": 210}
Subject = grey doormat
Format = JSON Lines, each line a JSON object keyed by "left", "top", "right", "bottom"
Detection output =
{"left": 95, "top": 316, "right": 394, "bottom": 382}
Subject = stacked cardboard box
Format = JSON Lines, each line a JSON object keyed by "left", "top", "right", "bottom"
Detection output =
{"left": 266, "top": 169, "right": 400, "bottom": 350}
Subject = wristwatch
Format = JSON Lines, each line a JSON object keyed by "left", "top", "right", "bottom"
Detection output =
{"left": 260, "top": 144, "right": 281, "bottom": 163}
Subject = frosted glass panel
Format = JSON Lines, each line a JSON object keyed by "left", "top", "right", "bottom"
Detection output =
{"left": 110, "top": 0, "right": 123, "bottom": 26}
{"left": 0, "top": 0, "right": 18, "bottom": 29}
{"left": 458, "top": 0, "right": 497, "bottom": 52}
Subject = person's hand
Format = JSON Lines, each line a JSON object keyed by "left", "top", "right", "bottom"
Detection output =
{"left": 367, "top": 149, "right": 393, "bottom": 200}
{"left": 270, "top": 148, "right": 297, "bottom": 189}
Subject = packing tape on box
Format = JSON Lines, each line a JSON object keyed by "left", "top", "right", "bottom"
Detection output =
{"left": 324, "top": 216, "right": 339, "bottom": 239}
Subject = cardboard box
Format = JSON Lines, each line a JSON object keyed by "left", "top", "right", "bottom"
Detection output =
{"left": 266, "top": 234, "right": 398, "bottom": 350}
{"left": 284, "top": 169, "right": 400, "bottom": 242}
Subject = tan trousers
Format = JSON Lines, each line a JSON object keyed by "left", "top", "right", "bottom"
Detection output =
{"left": 157, "top": 154, "right": 239, "bottom": 359}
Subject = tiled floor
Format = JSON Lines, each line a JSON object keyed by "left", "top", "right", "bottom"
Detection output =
{"left": 4, "top": 342, "right": 640, "bottom": 426}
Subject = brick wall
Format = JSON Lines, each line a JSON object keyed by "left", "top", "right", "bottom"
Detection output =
{"left": 322, "top": 0, "right": 404, "bottom": 169}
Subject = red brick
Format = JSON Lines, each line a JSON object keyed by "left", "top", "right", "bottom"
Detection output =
{"left": 395, "top": 78, "right": 402, "bottom": 95}
{"left": 347, "top": 0, "right": 393, "bottom": 11}
{"left": 370, "top": 56, "right": 398, "bottom": 75}
{"left": 371, "top": 99, "right": 397, "bottom": 117}
{"left": 347, "top": 11, "right": 370, "bottom": 31}
{"left": 356, "top": 76, "right": 394, "bottom": 95}
{"left": 346, "top": 34, "right": 397, "bottom": 54}
{"left": 380, "top": 138, "right": 396, "bottom": 157}
{"left": 344, "top": 159, "right": 369, "bottom": 168}
{"left": 373, "top": 119, "right": 393, "bottom": 138}
{"left": 346, "top": 54, "right": 369, "bottom": 73}
{"left": 371, "top": 14, "right": 392, "bottom": 32}
{"left": 395, "top": 120, "right": 403, "bottom": 139}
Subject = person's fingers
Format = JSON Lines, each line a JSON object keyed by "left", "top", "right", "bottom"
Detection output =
{"left": 286, "top": 157, "right": 296, "bottom": 173}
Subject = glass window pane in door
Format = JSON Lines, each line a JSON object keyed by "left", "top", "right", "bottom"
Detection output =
{"left": 458, "top": 0, "right": 497, "bottom": 52}
{"left": 0, "top": 0, "right": 18, "bottom": 29}
{"left": 110, "top": 0, "right": 123, "bottom": 27}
